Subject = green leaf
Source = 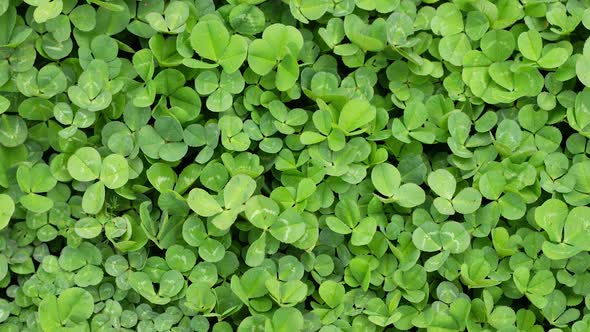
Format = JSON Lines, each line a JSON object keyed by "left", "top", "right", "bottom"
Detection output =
{"left": 535, "top": 199, "right": 568, "bottom": 243}
{"left": 412, "top": 222, "right": 442, "bottom": 252}
{"left": 262, "top": 23, "right": 304, "bottom": 58}
{"left": 20, "top": 193, "right": 54, "bottom": 213}
{"left": 480, "top": 29, "right": 515, "bottom": 62}
{"left": 518, "top": 30, "right": 542, "bottom": 61}
{"left": 100, "top": 154, "right": 128, "bottom": 189}
{"left": 224, "top": 174, "right": 257, "bottom": 209}
{"left": 563, "top": 206, "right": 590, "bottom": 250}
{"left": 245, "top": 195, "right": 280, "bottom": 229}
{"left": 513, "top": 266, "right": 530, "bottom": 294}
{"left": 17, "top": 163, "right": 56, "bottom": 193}
{"left": 479, "top": 171, "right": 506, "bottom": 200}
{"left": 182, "top": 214, "right": 207, "bottom": 247}
{"left": 219, "top": 35, "right": 249, "bottom": 73}
{"left": 191, "top": 19, "right": 229, "bottom": 62}
{"left": 159, "top": 270, "right": 184, "bottom": 297}
{"left": 164, "top": 1, "right": 188, "bottom": 31}
{"left": 394, "top": 183, "right": 426, "bottom": 208}
{"left": 440, "top": 221, "right": 470, "bottom": 254}
{"left": 56, "top": 287, "right": 94, "bottom": 323}
{"left": 276, "top": 53, "right": 299, "bottom": 92}
{"left": 351, "top": 217, "right": 377, "bottom": 246}
{"left": 499, "top": 192, "right": 527, "bottom": 220}
{"left": 74, "top": 217, "right": 102, "bottom": 239}
{"left": 247, "top": 39, "right": 276, "bottom": 76}
{"left": 528, "top": 270, "right": 555, "bottom": 296}
{"left": 147, "top": 163, "right": 177, "bottom": 193}
{"left": 67, "top": 147, "right": 102, "bottom": 182}
{"left": 246, "top": 232, "right": 266, "bottom": 267}
{"left": 371, "top": 163, "right": 401, "bottom": 197}
{"left": 269, "top": 208, "right": 306, "bottom": 243}
{"left": 489, "top": 306, "right": 516, "bottom": 330}
{"left": 318, "top": 280, "right": 345, "bottom": 308}
{"left": 272, "top": 307, "right": 304, "bottom": 332}
{"left": 0, "top": 194, "right": 14, "bottom": 230}
{"left": 496, "top": 119, "right": 523, "bottom": 152}
{"left": 338, "top": 99, "right": 376, "bottom": 133}
{"left": 431, "top": 3, "right": 463, "bottom": 36}
{"left": 69, "top": 4, "right": 96, "bottom": 32}
{"left": 0, "top": 115, "right": 28, "bottom": 147}
{"left": 538, "top": 46, "right": 570, "bottom": 69}
{"left": 186, "top": 283, "right": 216, "bottom": 312}
{"left": 188, "top": 188, "right": 223, "bottom": 217}
{"left": 165, "top": 244, "right": 196, "bottom": 272}
{"left": 133, "top": 48, "right": 155, "bottom": 81}
{"left": 452, "top": 188, "right": 482, "bottom": 214}
{"left": 428, "top": 169, "right": 456, "bottom": 200}
{"left": 326, "top": 216, "right": 352, "bottom": 234}
{"left": 542, "top": 242, "right": 581, "bottom": 260}
{"left": 229, "top": 4, "right": 265, "bottom": 35}
{"left": 439, "top": 33, "right": 471, "bottom": 66}
{"left": 387, "top": 12, "right": 414, "bottom": 45}
{"left": 82, "top": 182, "right": 105, "bottom": 214}
{"left": 576, "top": 55, "right": 590, "bottom": 87}
{"left": 33, "top": 0, "right": 63, "bottom": 23}
{"left": 199, "top": 238, "right": 225, "bottom": 262}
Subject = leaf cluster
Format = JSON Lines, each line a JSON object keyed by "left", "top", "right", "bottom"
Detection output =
{"left": 2, "top": 0, "right": 590, "bottom": 331}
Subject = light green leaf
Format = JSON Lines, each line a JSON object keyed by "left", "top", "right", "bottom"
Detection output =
{"left": 351, "top": 217, "right": 377, "bottom": 246}
{"left": 563, "top": 206, "right": 590, "bottom": 250}
{"left": 68, "top": 147, "right": 102, "bottom": 182}
{"left": 188, "top": 188, "right": 223, "bottom": 217}
{"left": 224, "top": 174, "right": 257, "bottom": 209}
{"left": 245, "top": 195, "right": 280, "bottom": 229}
{"left": 190, "top": 20, "right": 229, "bottom": 61}
{"left": 82, "top": 182, "right": 105, "bottom": 214}
{"left": 395, "top": 183, "right": 426, "bottom": 208}
{"left": 518, "top": 30, "right": 542, "bottom": 61}
{"left": 318, "top": 280, "right": 345, "bottom": 308}
{"left": 0, "top": 194, "right": 14, "bottom": 230}
{"left": 535, "top": 199, "right": 568, "bottom": 243}
{"left": 100, "top": 154, "right": 128, "bottom": 189}
{"left": 269, "top": 208, "right": 306, "bottom": 243}
{"left": 428, "top": 169, "right": 456, "bottom": 200}
{"left": 371, "top": 163, "right": 401, "bottom": 197}
{"left": 439, "top": 33, "right": 471, "bottom": 66}
{"left": 452, "top": 187, "right": 482, "bottom": 214}
{"left": 338, "top": 98, "right": 376, "bottom": 133}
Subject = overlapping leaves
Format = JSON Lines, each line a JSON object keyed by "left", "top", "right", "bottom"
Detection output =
{"left": 1, "top": 0, "right": 590, "bottom": 331}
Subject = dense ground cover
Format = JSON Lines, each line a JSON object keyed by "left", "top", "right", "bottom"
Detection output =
{"left": 1, "top": 0, "right": 590, "bottom": 331}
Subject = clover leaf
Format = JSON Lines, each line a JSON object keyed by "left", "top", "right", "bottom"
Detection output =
{"left": 189, "top": 17, "right": 248, "bottom": 73}
{"left": 2, "top": 1, "right": 590, "bottom": 331}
